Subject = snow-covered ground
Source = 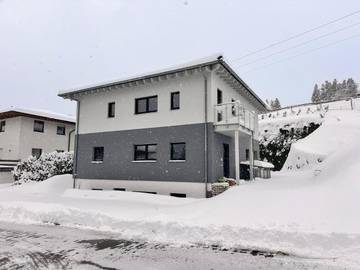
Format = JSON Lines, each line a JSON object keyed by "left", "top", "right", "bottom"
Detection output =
{"left": 0, "top": 110, "right": 360, "bottom": 268}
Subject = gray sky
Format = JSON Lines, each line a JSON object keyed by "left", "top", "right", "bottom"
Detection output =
{"left": 1, "top": 0, "right": 359, "bottom": 116}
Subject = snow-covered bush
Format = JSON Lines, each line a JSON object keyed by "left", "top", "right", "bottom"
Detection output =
{"left": 13, "top": 151, "right": 73, "bottom": 184}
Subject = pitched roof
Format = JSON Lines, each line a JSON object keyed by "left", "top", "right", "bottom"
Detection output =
{"left": 0, "top": 107, "right": 75, "bottom": 124}
{"left": 58, "top": 54, "right": 267, "bottom": 111}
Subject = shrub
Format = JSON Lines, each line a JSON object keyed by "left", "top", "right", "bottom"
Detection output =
{"left": 13, "top": 151, "right": 73, "bottom": 184}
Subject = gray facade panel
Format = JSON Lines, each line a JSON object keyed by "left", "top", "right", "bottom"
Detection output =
{"left": 75, "top": 123, "right": 260, "bottom": 184}
{"left": 76, "top": 124, "right": 206, "bottom": 183}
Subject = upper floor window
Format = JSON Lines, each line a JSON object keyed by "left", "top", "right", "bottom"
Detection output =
{"left": 134, "top": 144, "right": 157, "bottom": 161}
{"left": 108, "top": 102, "right": 115, "bottom": 118}
{"left": 217, "top": 89, "right": 223, "bottom": 104}
{"left": 0, "top": 121, "right": 5, "bottom": 132}
{"left": 57, "top": 126, "right": 66, "bottom": 135}
{"left": 135, "top": 96, "right": 158, "bottom": 114}
{"left": 93, "top": 147, "right": 104, "bottom": 162}
{"left": 32, "top": 148, "right": 42, "bottom": 159}
{"left": 170, "top": 142, "right": 186, "bottom": 160}
{"left": 171, "top": 92, "right": 180, "bottom": 110}
{"left": 33, "top": 120, "right": 44, "bottom": 133}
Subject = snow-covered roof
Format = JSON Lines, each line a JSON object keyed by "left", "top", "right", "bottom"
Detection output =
{"left": 240, "top": 160, "right": 275, "bottom": 169}
{"left": 58, "top": 54, "right": 267, "bottom": 111}
{"left": 0, "top": 107, "right": 75, "bottom": 123}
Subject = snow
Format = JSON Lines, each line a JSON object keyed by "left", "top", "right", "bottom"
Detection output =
{"left": 0, "top": 107, "right": 75, "bottom": 123}
{"left": 0, "top": 109, "right": 360, "bottom": 268}
{"left": 240, "top": 160, "right": 275, "bottom": 169}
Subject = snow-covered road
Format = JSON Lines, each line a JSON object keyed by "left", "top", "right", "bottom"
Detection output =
{"left": 0, "top": 222, "right": 344, "bottom": 270}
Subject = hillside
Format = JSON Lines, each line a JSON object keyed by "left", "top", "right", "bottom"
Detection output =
{"left": 259, "top": 97, "right": 360, "bottom": 170}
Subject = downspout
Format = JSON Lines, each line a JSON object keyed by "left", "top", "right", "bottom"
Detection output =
{"left": 73, "top": 100, "right": 80, "bottom": 189}
{"left": 203, "top": 75, "right": 209, "bottom": 197}
{"left": 68, "top": 129, "right": 75, "bottom": 152}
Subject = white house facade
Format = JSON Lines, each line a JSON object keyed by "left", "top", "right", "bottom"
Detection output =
{"left": 0, "top": 108, "right": 76, "bottom": 162}
{"left": 59, "top": 55, "right": 267, "bottom": 198}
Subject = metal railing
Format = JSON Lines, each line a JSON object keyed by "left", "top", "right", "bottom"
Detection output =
{"left": 214, "top": 101, "right": 256, "bottom": 131}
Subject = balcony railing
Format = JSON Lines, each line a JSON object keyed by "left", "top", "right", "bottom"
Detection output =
{"left": 214, "top": 101, "right": 256, "bottom": 131}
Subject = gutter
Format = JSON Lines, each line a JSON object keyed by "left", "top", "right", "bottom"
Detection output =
{"left": 73, "top": 100, "right": 80, "bottom": 189}
{"left": 68, "top": 129, "right": 75, "bottom": 152}
{"left": 203, "top": 75, "right": 209, "bottom": 197}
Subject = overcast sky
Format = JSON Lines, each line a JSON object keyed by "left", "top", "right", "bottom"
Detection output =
{"left": 1, "top": 0, "right": 359, "bottom": 116}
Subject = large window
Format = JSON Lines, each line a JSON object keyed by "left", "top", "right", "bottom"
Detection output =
{"left": 57, "top": 126, "right": 66, "bottom": 135}
{"left": 134, "top": 144, "right": 157, "bottom": 160}
{"left": 93, "top": 147, "right": 104, "bottom": 162}
{"left": 33, "top": 120, "right": 44, "bottom": 133}
{"left": 135, "top": 96, "right": 158, "bottom": 114}
{"left": 0, "top": 121, "right": 5, "bottom": 132}
{"left": 108, "top": 102, "right": 115, "bottom": 118}
{"left": 170, "top": 142, "right": 186, "bottom": 161}
{"left": 171, "top": 92, "right": 180, "bottom": 110}
{"left": 32, "top": 148, "right": 42, "bottom": 159}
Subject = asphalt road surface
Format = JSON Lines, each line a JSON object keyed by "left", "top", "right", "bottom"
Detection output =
{"left": 0, "top": 222, "right": 344, "bottom": 270}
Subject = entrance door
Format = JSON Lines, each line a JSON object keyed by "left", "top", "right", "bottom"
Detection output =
{"left": 223, "top": 143, "right": 230, "bottom": 178}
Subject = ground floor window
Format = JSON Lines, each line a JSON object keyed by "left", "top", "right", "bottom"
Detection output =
{"left": 170, "top": 142, "right": 186, "bottom": 160}
{"left": 93, "top": 147, "right": 104, "bottom": 162}
{"left": 134, "top": 144, "right": 157, "bottom": 160}
{"left": 170, "top": 193, "right": 186, "bottom": 198}
{"left": 32, "top": 148, "right": 42, "bottom": 159}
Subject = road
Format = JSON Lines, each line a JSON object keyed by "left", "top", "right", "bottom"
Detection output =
{"left": 0, "top": 222, "right": 344, "bottom": 270}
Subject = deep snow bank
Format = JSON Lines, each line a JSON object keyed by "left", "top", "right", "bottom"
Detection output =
{"left": 283, "top": 111, "right": 360, "bottom": 170}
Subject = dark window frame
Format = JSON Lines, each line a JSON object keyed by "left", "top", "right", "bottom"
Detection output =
{"left": 170, "top": 91, "right": 180, "bottom": 110}
{"left": 33, "top": 120, "right": 44, "bottom": 133}
{"left": 217, "top": 89, "right": 223, "bottom": 104}
{"left": 32, "top": 148, "right": 42, "bottom": 159}
{"left": 170, "top": 142, "right": 186, "bottom": 161}
{"left": 56, "top": 125, "right": 66, "bottom": 135}
{"left": 93, "top": 146, "right": 104, "bottom": 162}
{"left": 134, "top": 144, "right": 157, "bottom": 161}
{"left": 135, "top": 95, "right": 158, "bottom": 114}
{"left": 108, "top": 102, "right": 115, "bottom": 118}
{"left": 0, "top": 120, "right": 5, "bottom": 132}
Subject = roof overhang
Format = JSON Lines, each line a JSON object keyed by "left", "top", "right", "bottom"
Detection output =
{"left": 58, "top": 55, "right": 268, "bottom": 112}
{"left": 0, "top": 110, "right": 75, "bottom": 125}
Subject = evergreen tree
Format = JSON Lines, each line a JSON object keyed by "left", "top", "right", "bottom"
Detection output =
{"left": 346, "top": 78, "right": 358, "bottom": 97}
{"left": 311, "top": 84, "right": 321, "bottom": 102}
{"left": 273, "top": 98, "right": 281, "bottom": 109}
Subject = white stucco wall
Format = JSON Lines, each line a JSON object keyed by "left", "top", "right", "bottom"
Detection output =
{"left": 18, "top": 117, "right": 75, "bottom": 159}
{"left": 0, "top": 117, "right": 22, "bottom": 160}
{"left": 0, "top": 116, "right": 75, "bottom": 161}
{"left": 77, "top": 73, "right": 213, "bottom": 134}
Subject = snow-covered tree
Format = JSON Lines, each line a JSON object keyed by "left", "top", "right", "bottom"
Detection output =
{"left": 311, "top": 84, "right": 321, "bottom": 102}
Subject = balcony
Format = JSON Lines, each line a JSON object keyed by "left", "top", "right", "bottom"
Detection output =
{"left": 214, "top": 101, "right": 256, "bottom": 134}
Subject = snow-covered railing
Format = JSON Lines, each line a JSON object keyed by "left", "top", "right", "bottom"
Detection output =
{"left": 214, "top": 101, "right": 256, "bottom": 131}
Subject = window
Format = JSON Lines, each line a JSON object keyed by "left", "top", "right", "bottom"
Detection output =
{"left": 93, "top": 147, "right": 104, "bottom": 162}
{"left": 134, "top": 144, "right": 157, "bottom": 160}
{"left": 113, "top": 188, "right": 126, "bottom": 191}
{"left": 33, "top": 120, "right": 44, "bottom": 133}
{"left": 170, "top": 193, "right": 187, "bottom": 198}
{"left": 0, "top": 121, "right": 5, "bottom": 132}
{"left": 170, "top": 143, "right": 186, "bottom": 160}
{"left": 32, "top": 148, "right": 42, "bottom": 159}
{"left": 135, "top": 96, "right": 158, "bottom": 114}
{"left": 171, "top": 92, "right": 180, "bottom": 110}
{"left": 108, "top": 102, "right": 115, "bottom": 118}
{"left": 231, "top": 98, "right": 236, "bottom": 116}
{"left": 246, "top": 149, "right": 249, "bottom": 160}
{"left": 217, "top": 89, "right": 223, "bottom": 104}
{"left": 57, "top": 126, "right": 65, "bottom": 135}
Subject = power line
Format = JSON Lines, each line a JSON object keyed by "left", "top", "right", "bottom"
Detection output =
{"left": 231, "top": 9, "right": 360, "bottom": 62}
{"left": 233, "top": 21, "right": 360, "bottom": 68}
{"left": 239, "top": 33, "right": 360, "bottom": 74}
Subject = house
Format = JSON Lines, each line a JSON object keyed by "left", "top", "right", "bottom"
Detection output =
{"left": 0, "top": 108, "right": 76, "bottom": 172}
{"left": 58, "top": 55, "right": 268, "bottom": 198}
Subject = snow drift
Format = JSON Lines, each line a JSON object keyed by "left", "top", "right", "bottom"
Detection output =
{"left": 1, "top": 110, "right": 360, "bottom": 267}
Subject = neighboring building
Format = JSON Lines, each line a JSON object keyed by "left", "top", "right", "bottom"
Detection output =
{"left": 0, "top": 108, "right": 76, "bottom": 163}
{"left": 59, "top": 55, "right": 267, "bottom": 198}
